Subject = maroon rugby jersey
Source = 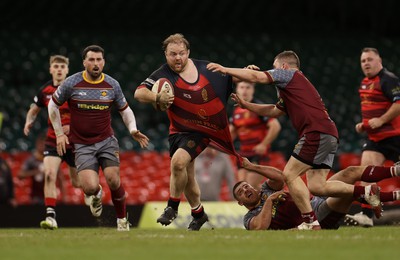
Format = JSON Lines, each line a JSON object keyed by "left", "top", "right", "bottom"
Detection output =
{"left": 138, "top": 59, "right": 242, "bottom": 162}
{"left": 244, "top": 185, "right": 303, "bottom": 230}
{"left": 231, "top": 101, "right": 270, "bottom": 157}
{"left": 52, "top": 72, "right": 128, "bottom": 145}
{"left": 264, "top": 69, "right": 338, "bottom": 139}
{"left": 359, "top": 68, "right": 400, "bottom": 141}
{"left": 34, "top": 80, "right": 71, "bottom": 148}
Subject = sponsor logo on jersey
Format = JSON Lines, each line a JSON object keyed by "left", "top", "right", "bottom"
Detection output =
{"left": 183, "top": 93, "right": 192, "bottom": 99}
{"left": 77, "top": 103, "right": 109, "bottom": 110}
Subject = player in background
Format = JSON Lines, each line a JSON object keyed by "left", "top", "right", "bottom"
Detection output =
{"left": 230, "top": 81, "right": 281, "bottom": 189}
{"left": 23, "top": 55, "right": 86, "bottom": 230}
{"left": 345, "top": 47, "right": 400, "bottom": 227}
{"left": 207, "top": 50, "right": 382, "bottom": 230}
{"left": 48, "top": 45, "right": 149, "bottom": 231}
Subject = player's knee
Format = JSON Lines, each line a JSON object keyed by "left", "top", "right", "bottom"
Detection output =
{"left": 70, "top": 178, "right": 80, "bottom": 188}
{"left": 343, "top": 166, "right": 359, "bottom": 179}
{"left": 44, "top": 169, "right": 57, "bottom": 183}
{"left": 82, "top": 184, "right": 100, "bottom": 195}
{"left": 308, "top": 183, "right": 325, "bottom": 196}
{"left": 282, "top": 171, "right": 297, "bottom": 183}
{"left": 105, "top": 175, "right": 120, "bottom": 190}
{"left": 171, "top": 159, "right": 187, "bottom": 173}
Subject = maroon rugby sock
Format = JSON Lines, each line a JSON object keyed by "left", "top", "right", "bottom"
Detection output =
{"left": 111, "top": 185, "right": 126, "bottom": 219}
{"left": 361, "top": 166, "right": 395, "bottom": 182}
{"left": 301, "top": 211, "right": 317, "bottom": 223}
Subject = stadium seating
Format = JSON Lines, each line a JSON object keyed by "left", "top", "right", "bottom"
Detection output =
{"left": 2, "top": 31, "right": 400, "bottom": 207}
{"left": 2, "top": 32, "right": 400, "bottom": 155}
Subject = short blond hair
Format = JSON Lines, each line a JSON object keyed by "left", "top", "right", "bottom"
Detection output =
{"left": 275, "top": 50, "right": 300, "bottom": 69}
{"left": 49, "top": 55, "right": 69, "bottom": 65}
{"left": 162, "top": 33, "right": 190, "bottom": 51}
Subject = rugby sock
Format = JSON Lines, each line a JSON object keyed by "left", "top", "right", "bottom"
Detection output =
{"left": 191, "top": 204, "right": 205, "bottom": 219}
{"left": 361, "top": 166, "right": 395, "bottom": 182}
{"left": 380, "top": 191, "right": 400, "bottom": 202}
{"left": 111, "top": 185, "right": 126, "bottom": 219}
{"left": 301, "top": 211, "right": 316, "bottom": 223}
{"left": 353, "top": 185, "right": 365, "bottom": 199}
{"left": 45, "top": 197, "right": 57, "bottom": 219}
{"left": 361, "top": 205, "right": 374, "bottom": 218}
{"left": 318, "top": 211, "right": 345, "bottom": 229}
{"left": 167, "top": 197, "right": 180, "bottom": 211}
{"left": 395, "top": 190, "right": 400, "bottom": 200}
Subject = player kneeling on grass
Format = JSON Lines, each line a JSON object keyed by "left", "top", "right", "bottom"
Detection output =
{"left": 234, "top": 158, "right": 400, "bottom": 230}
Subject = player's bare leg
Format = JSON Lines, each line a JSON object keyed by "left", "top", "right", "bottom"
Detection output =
{"left": 157, "top": 149, "right": 190, "bottom": 226}
{"left": 184, "top": 161, "right": 209, "bottom": 231}
{"left": 104, "top": 165, "right": 129, "bottom": 231}
{"left": 68, "top": 166, "right": 91, "bottom": 206}
{"left": 40, "top": 156, "right": 62, "bottom": 230}
{"left": 79, "top": 169, "right": 103, "bottom": 217}
{"left": 283, "top": 157, "right": 320, "bottom": 230}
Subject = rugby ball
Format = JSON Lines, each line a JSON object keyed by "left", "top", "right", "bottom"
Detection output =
{"left": 151, "top": 78, "right": 174, "bottom": 111}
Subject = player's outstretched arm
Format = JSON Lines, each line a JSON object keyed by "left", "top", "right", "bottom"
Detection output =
{"left": 242, "top": 157, "right": 284, "bottom": 190}
{"left": 207, "top": 63, "right": 270, "bottom": 84}
{"left": 231, "top": 93, "right": 284, "bottom": 118}
{"left": 119, "top": 106, "right": 149, "bottom": 148}
{"left": 131, "top": 130, "right": 149, "bottom": 149}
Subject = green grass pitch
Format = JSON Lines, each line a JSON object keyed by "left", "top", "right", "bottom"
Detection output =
{"left": 0, "top": 227, "right": 399, "bottom": 259}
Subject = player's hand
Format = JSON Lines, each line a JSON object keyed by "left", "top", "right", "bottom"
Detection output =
{"left": 62, "top": 125, "right": 70, "bottom": 135}
{"left": 245, "top": 64, "right": 260, "bottom": 71}
{"left": 267, "top": 190, "right": 286, "bottom": 202}
{"left": 231, "top": 93, "right": 247, "bottom": 108}
{"left": 157, "top": 88, "right": 174, "bottom": 110}
{"left": 131, "top": 130, "right": 150, "bottom": 148}
{"left": 207, "top": 63, "right": 227, "bottom": 75}
{"left": 355, "top": 122, "right": 364, "bottom": 133}
{"left": 23, "top": 123, "right": 32, "bottom": 136}
{"left": 241, "top": 157, "right": 252, "bottom": 168}
{"left": 368, "top": 117, "right": 384, "bottom": 130}
{"left": 253, "top": 143, "right": 267, "bottom": 155}
{"left": 56, "top": 134, "right": 69, "bottom": 156}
